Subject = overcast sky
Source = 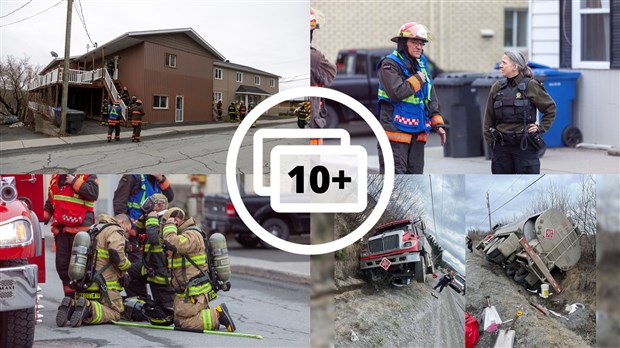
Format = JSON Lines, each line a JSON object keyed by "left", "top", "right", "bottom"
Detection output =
{"left": 465, "top": 174, "right": 588, "bottom": 232}
{"left": 399, "top": 175, "right": 466, "bottom": 276}
{"left": 1, "top": 0, "right": 309, "bottom": 90}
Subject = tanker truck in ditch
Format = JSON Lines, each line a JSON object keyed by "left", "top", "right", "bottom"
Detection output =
{"left": 359, "top": 219, "right": 434, "bottom": 286}
{"left": 478, "top": 208, "right": 582, "bottom": 293}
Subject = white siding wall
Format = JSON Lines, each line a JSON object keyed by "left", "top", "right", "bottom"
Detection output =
{"left": 529, "top": 0, "right": 559, "bottom": 67}
{"left": 574, "top": 70, "right": 620, "bottom": 147}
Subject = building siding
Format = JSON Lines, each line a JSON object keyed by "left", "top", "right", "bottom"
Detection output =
{"left": 530, "top": 0, "right": 559, "bottom": 67}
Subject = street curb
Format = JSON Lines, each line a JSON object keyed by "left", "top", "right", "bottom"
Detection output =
{"left": 0, "top": 118, "right": 296, "bottom": 154}
{"left": 232, "top": 264, "right": 310, "bottom": 285}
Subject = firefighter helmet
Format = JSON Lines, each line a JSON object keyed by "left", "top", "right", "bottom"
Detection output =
{"left": 162, "top": 207, "right": 185, "bottom": 222}
{"left": 136, "top": 99, "right": 142, "bottom": 104}
{"left": 310, "top": 7, "right": 324, "bottom": 30}
{"left": 391, "top": 22, "right": 433, "bottom": 43}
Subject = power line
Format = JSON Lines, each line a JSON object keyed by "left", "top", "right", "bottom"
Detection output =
{"left": 1, "top": 0, "right": 33, "bottom": 19}
{"left": 74, "top": 0, "right": 95, "bottom": 47}
{"left": 0, "top": 0, "right": 63, "bottom": 27}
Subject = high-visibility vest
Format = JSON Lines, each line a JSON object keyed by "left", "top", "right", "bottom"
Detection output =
{"left": 49, "top": 174, "right": 95, "bottom": 228}
{"left": 127, "top": 175, "right": 164, "bottom": 222}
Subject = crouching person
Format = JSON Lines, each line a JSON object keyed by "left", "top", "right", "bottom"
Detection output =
{"left": 56, "top": 214, "right": 132, "bottom": 327}
{"left": 162, "top": 208, "right": 236, "bottom": 332}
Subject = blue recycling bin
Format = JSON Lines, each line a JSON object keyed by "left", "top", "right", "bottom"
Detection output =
{"left": 528, "top": 62, "right": 581, "bottom": 148}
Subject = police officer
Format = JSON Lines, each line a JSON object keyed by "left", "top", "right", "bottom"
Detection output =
{"left": 377, "top": 22, "right": 446, "bottom": 174}
{"left": 483, "top": 50, "right": 556, "bottom": 174}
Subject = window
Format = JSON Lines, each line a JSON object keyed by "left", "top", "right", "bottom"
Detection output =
{"left": 214, "top": 68, "right": 223, "bottom": 80}
{"left": 213, "top": 92, "right": 223, "bottom": 102}
{"left": 269, "top": 78, "right": 275, "bottom": 87}
{"left": 254, "top": 76, "right": 260, "bottom": 85}
{"left": 236, "top": 72, "right": 243, "bottom": 83}
{"left": 165, "top": 53, "right": 177, "bottom": 68}
{"left": 504, "top": 9, "right": 527, "bottom": 47}
{"left": 573, "top": 0, "right": 610, "bottom": 68}
{"left": 153, "top": 95, "right": 168, "bottom": 109}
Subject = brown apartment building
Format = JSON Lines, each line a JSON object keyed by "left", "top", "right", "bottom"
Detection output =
{"left": 29, "top": 28, "right": 280, "bottom": 124}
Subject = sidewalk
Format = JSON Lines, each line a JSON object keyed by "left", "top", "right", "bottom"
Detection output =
{"left": 230, "top": 255, "right": 310, "bottom": 285}
{"left": 0, "top": 117, "right": 297, "bottom": 152}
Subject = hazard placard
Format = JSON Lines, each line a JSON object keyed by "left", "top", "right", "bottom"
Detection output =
{"left": 379, "top": 257, "right": 391, "bottom": 270}
{"left": 545, "top": 228, "right": 554, "bottom": 239}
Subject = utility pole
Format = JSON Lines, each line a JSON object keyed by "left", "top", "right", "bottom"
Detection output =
{"left": 487, "top": 191, "right": 492, "bottom": 232}
{"left": 60, "top": 0, "right": 73, "bottom": 136}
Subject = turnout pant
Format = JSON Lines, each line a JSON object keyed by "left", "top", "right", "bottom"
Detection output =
{"left": 173, "top": 293, "right": 219, "bottom": 330}
{"left": 131, "top": 120, "right": 142, "bottom": 141}
{"left": 54, "top": 231, "right": 77, "bottom": 297}
{"left": 107, "top": 120, "right": 121, "bottom": 140}
{"left": 491, "top": 143, "right": 540, "bottom": 174}
{"left": 82, "top": 290, "right": 123, "bottom": 324}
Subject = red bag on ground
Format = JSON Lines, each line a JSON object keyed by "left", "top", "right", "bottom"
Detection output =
{"left": 465, "top": 312, "right": 480, "bottom": 348}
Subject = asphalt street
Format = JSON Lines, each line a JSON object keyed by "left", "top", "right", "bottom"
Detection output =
{"left": 34, "top": 232, "right": 311, "bottom": 348}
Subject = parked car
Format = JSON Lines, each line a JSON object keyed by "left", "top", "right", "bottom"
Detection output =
{"left": 324, "top": 48, "right": 443, "bottom": 128}
{"left": 203, "top": 194, "right": 310, "bottom": 248}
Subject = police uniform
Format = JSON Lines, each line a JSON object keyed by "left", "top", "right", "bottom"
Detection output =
{"left": 377, "top": 51, "right": 444, "bottom": 174}
{"left": 44, "top": 174, "right": 98, "bottom": 298}
{"left": 163, "top": 216, "right": 235, "bottom": 332}
{"left": 483, "top": 73, "right": 556, "bottom": 174}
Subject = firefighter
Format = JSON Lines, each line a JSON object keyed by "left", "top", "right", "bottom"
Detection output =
{"left": 57, "top": 214, "right": 132, "bottom": 327}
{"left": 130, "top": 99, "right": 145, "bottom": 142}
{"left": 310, "top": 7, "right": 337, "bottom": 144}
{"left": 377, "top": 22, "right": 446, "bottom": 174}
{"left": 227, "top": 102, "right": 237, "bottom": 122}
{"left": 238, "top": 102, "right": 247, "bottom": 123}
{"left": 107, "top": 100, "right": 122, "bottom": 142}
{"left": 216, "top": 100, "right": 223, "bottom": 121}
{"left": 483, "top": 50, "right": 556, "bottom": 174}
{"left": 162, "top": 208, "right": 236, "bottom": 332}
{"left": 44, "top": 175, "right": 99, "bottom": 299}
{"left": 295, "top": 101, "right": 311, "bottom": 129}
{"left": 126, "top": 96, "right": 137, "bottom": 123}
{"left": 120, "top": 86, "right": 130, "bottom": 107}
{"left": 112, "top": 175, "right": 174, "bottom": 304}
{"left": 248, "top": 102, "right": 257, "bottom": 128}
{"left": 100, "top": 99, "right": 110, "bottom": 126}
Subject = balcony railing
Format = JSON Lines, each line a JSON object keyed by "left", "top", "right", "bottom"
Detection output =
{"left": 28, "top": 68, "right": 105, "bottom": 90}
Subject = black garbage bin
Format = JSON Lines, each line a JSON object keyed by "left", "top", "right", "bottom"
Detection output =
{"left": 53, "top": 107, "right": 86, "bottom": 134}
{"left": 472, "top": 72, "right": 503, "bottom": 160}
{"left": 433, "top": 72, "right": 484, "bottom": 157}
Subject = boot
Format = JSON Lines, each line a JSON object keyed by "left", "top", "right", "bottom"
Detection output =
{"left": 56, "top": 296, "right": 75, "bottom": 327}
{"left": 215, "top": 303, "right": 236, "bottom": 332}
{"left": 70, "top": 297, "right": 91, "bottom": 327}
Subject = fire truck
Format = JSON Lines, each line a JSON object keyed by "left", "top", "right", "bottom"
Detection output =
{"left": 0, "top": 174, "right": 46, "bottom": 348}
{"left": 359, "top": 219, "right": 434, "bottom": 286}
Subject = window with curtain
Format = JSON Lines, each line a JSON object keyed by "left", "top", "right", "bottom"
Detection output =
{"left": 580, "top": 0, "right": 610, "bottom": 62}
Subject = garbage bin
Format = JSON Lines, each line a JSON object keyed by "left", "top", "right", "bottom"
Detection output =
{"left": 53, "top": 107, "right": 86, "bottom": 134}
{"left": 528, "top": 62, "right": 581, "bottom": 148}
{"left": 433, "top": 72, "right": 484, "bottom": 157}
{"left": 472, "top": 72, "right": 503, "bottom": 160}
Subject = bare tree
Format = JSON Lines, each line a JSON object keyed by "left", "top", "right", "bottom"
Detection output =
{"left": 0, "top": 55, "right": 37, "bottom": 122}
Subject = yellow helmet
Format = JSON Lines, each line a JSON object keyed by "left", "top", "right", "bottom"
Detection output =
{"left": 162, "top": 207, "right": 185, "bottom": 221}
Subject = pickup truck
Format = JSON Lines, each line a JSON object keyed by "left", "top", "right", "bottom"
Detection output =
{"left": 479, "top": 208, "right": 582, "bottom": 293}
{"left": 359, "top": 218, "right": 434, "bottom": 286}
{"left": 203, "top": 194, "right": 310, "bottom": 248}
{"left": 324, "top": 48, "right": 442, "bottom": 128}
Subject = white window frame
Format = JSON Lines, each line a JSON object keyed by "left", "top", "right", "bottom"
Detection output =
{"left": 175, "top": 95, "right": 184, "bottom": 122}
{"left": 236, "top": 72, "right": 243, "bottom": 83}
{"left": 213, "top": 92, "right": 223, "bottom": 102}
{"left": 254, "top": 76, "right": 260, "bottom": 85}
{"left": 165, "top": 53, "right": 177, "bottom": 68}
{"left": 269, "top": 78, "right": 275, "bottom": 87}
{"left": 153, "top": 95, "right": 168, "bottom": 109}
{"left": 214, "top": 68, "right": 223, "bottom": 80}
{"left": 504, "top": 9, "right": 528, "bottom": 49}
{"left": 572, "top": 0, "right": 610, "bottom": 69}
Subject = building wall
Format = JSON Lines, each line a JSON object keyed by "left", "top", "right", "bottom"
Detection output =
{"left": 312, "top": 0, "right": 528, "bottom": 72}
{"left": 213, "top": 64, "right": 280, "bottom": 115}
{"left": 142, "top": 41, "right": 216, "bottom": 123}
{"left": 574, "top": 70, "right": 620, "bottom": 147}
{"left": 530, "top": 0, "right": 560, "bottom": 67}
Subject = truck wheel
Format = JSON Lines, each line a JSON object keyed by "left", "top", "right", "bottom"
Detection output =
{"left": 492, "top": 253, "right": 506, "bottom": 264}
{"left": 260, "top": 218, "right": 290, "bottom": 249}
{"left": 415, "top": 258, "right": 425, "bottom": 283}
{"left": 488, "top": 248, "right": 501, "bottom": 259}
{"left": 506, "top": 268, "right": 516, "bottom": 277}
{"left": 234, "top": 234, "right": 260, "bottom": 248}
{"left": 514, "top": 271, "right": 528, "bottom": 284}
{"left": 0, "top": 307, "right": 36, "bottom": 348}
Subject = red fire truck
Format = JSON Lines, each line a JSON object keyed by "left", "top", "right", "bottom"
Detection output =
{"left": 0, "top": 174, "right": 46, "bottom": 348}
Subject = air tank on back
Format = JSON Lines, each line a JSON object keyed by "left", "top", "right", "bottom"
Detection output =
{"left": 68, "top": 231, "right": 91, "bottom": 281}
{"left": 209, "top": 233, "right": 231, "bottom": 283}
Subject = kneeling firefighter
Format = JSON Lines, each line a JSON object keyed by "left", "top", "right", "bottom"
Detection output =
{"left": 57, "top": 214, "right": 132, "bottom": 327}
{"left": 162, "top": 208, "right": 235, "bottom": 332}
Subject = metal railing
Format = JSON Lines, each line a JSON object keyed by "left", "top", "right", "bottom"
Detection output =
{"left": 28, "top": 67, "right": 97, "bottom": 90}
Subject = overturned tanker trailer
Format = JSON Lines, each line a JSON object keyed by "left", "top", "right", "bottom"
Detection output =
{"left": 478, "top": 208, "right": 582, "bottom": 293}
